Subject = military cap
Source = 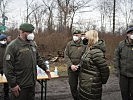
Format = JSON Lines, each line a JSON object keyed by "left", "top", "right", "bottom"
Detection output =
{"left": 73, "top": 30, "right": 82, "bottom": 34}
{"left": 128, "top": 23, "right": 133, "bottom": 28}
{"left": 19, "top": 23, "right": 35, "bottom": 33}
{"left": 81, "top": 33, "right": 85, "bottom": 35}
{"left": 0, "top": 33, "right": 7, "bottom": 40}
{"left": 126, "top": 27, "right": 133, "bottom": 33}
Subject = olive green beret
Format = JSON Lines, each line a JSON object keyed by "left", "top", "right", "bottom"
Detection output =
{"left": 19, "top": 23, "right": 35, "bottom": 33}
{"left": 73, "top": 30, "right": 82, "bottom": 34}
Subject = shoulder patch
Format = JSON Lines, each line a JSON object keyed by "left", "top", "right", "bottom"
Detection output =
{"left": 6, "top": 54, "right": 11, "bottom": 60}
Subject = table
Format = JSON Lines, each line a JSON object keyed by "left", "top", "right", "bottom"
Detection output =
{"left": 0, "top": 72, "right": 59, "bottom": 100}
{"left": 37, "top": 72, "right": 59, "bottom": 100}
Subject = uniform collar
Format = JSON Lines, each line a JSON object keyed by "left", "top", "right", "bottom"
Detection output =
{"left": 17, "top": 37, "right": 33, "bottom": 46}
{"left": 71, "top": 39, "right": 83, "bottom": 46}
{"left": 125, "top": 39, "right": 133, "bottom": 46}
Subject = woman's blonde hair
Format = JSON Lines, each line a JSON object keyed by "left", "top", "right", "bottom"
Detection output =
{"left": 85, "top": 30, "right": 99, "bottom": 47}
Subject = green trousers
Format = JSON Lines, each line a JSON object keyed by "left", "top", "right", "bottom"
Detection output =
{"left": 11, "top": 86, "right": 35, "bottom": 100}
{"left": 68, "top": 69, "right": 79, "bottom": 100}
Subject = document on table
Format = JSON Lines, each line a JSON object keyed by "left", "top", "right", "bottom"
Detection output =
{"left": 36, "top": 65, "right": 47, "bottom": 77}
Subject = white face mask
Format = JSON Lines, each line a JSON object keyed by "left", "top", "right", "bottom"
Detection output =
{"left": 73, "top": 36, "right": 79, "bottom": 41}
{"left": 27, "top": 33, "right": 35, "bottom": 41}
{"left": 81, "top": 37, "right": 85, "bottom": 40}
{"left": 0, "top": 40, "right": 7, "bottom": 44}
{"left": 130, "top": 35, "right": 133, "bottom": 40}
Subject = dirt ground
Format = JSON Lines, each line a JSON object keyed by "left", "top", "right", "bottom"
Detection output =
{"left": 0, "top": 73, "right": 122, "bottom": 100}
{"left": 35, "top": 73, "right": 122, "bottom": 100}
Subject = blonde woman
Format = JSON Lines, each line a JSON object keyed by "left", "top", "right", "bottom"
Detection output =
{"left": 79, "top": 30, "right": 109, "bottom": 100}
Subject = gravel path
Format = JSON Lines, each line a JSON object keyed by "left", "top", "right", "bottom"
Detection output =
{"left": 0, "top": 74, "right": 122, "bottom": 100}
{"left": 36, "top": 74, "right": 122, "bottom": 100}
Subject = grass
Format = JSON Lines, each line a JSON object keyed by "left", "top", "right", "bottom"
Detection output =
{"left": 49, "top": 60, "right": 115, "bottom": 77}
{"left": 49, "top": 62, "right": 68, "bottom": 77}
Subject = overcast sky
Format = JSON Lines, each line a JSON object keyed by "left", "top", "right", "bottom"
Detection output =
{"left": 3, "top": 0, "right": 26, "bottom": 27}
{"left": 2, "top": 0, "right": 101, "bottom": 29}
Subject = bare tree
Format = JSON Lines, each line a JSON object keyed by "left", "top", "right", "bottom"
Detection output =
{"left": 119, "top": 0, "right": 133, "bottom": 28}
{"left": 96, "top": 0, "right": 120, "bottom": 33}
{"left": 97, "top": 0, "right": 110, "bottom": 32}
{"left": 0, "top": 0, "right": 8, "bottom": 14}
{"left": 56, "top": 0, "right": 93, "bottom": 33}
{"left": 75, "top": 18, "right": 98, "bottom": 32}
{"left": 56, "top": 0, "right": 71, "bottom": 31}
{"left": 25, "top": 0, "right": 34, "bottom": 22}
{"left": 29, "top": 3, "right": 46, "bottom": 33}
{"left": 0, "top": 0, "right": 10, "bottom": 32}
{"left": 69, "top": 0, "right": 91, "bottom": 33}
{"left": 105, "top": 0, "right": 113, "bottom": 30}
{"left": 113, "top": 0, "right": 116, "bottom": 34}
{"left": 25, "top": 0, "right": 43, "bottom": 23}
{"left": 42, "top": 0, "right": 56, "bottom": 33}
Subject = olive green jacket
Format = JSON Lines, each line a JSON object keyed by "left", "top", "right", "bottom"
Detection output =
{"left": 79, "top": 40, "right": 109, "bottom": 100}
{"left": 3, "top": 37, "right": 47, "bottom": 88}
{"left": 114, "top": 39, "right": 133, "bottom": 77}
{"left": 64, "top": 40, "right": 86, "bottom": 70}
{"left": 0, "top": 45, "right": 6, "bottom": 72}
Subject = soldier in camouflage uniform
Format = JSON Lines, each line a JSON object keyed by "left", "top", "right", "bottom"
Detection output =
{"left": 3, "top": 23, "right": 51, "bottom": 100}
{"left": 64, "top": 30, "right": 86, "bottom": 100}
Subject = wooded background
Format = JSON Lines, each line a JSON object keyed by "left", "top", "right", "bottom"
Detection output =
{"left": 0, "top": 0, "right": 130, "bottom": 65}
